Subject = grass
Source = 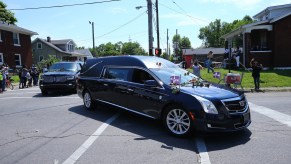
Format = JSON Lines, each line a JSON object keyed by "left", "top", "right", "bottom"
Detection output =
{"left": 188, "top": 68, "right": 291, "bottom": 88}
{"left": 10, "top": 69, "right": 291, "bottom": 88}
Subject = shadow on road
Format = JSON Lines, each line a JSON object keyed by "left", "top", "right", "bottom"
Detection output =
{"left": 68, "top": 104, "right": 252, "bottom": 153}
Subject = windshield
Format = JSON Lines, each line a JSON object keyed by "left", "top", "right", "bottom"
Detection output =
{"left": 150, "top": 67, "right": 202, "bottom": 86}
{"left": 49, "top": 63, "right": 77, "bottom": 72}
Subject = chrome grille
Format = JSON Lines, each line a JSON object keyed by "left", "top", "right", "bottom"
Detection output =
{"left": 43, "top": 76, "right": 67, "bottom": 83}
{"left": 43, "top": 76, "right": 54, "bottom": 83}
{"left": 55, "top": 76, "right": 67, "bottom": 82}
{"left": 221, "top": 96, "right": 248, "bottom": 113}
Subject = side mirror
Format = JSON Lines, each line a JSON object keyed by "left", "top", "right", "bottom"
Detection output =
{"left": 144, "top": 80, "right": 159, "bottom": 88}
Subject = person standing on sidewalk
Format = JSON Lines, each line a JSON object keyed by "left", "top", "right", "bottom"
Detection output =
{"left": 206, "top": 51, "right": 214, "bottom": 73}
{"left": 250, "top": 58, "right": 263, "bottom": 91}
{"left": 192, "top": 60, "right": 203, "bottom": 78}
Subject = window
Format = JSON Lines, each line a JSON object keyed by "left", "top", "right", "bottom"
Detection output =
{"left": 104, "top": 68, "right": 130, "bottom": 81}
{"left": 68, "top": 44, "right": 74, "bottom": 51}
{"left": 37, "top": 42, "right": 42, "bottom": 49}
{"left": 13, "top": 33, "right": 20, "bottom": 45}
{"left": 15, "top": 54, "right": 22, "bottom": 66}
{"left": 39, "top": 55, "right": 44, "bottom": 62}
{"left": 0, "top": 53, "right": 3, "bottom": 65}
{"left": 132, "top": 69, "right": 154, "bottom": 84}
{"left": 251, "top": 30, "right": 270, "bottom": 51}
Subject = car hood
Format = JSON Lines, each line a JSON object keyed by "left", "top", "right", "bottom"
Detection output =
{"left": 43, "top": 71, "right": 76, "bottom": 76}
{"left": 180, "top": 84, "right": 242, "bottom": 100}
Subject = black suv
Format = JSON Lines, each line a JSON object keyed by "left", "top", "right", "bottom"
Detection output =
{"left": 39, "top": 61, "right": 83, "bottom": 95}
{"left": 77, "top": 56, "right": 251, "bottom": 137}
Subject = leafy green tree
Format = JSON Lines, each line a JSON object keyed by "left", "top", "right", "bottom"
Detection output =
{"left": 172, "top": 34, "right": 191, "bottom": 61}
{"left": 0, "top": 1, "right": 17, "bottom": 24}
{"left": 36, "top": 55, "right": 61, "bottom": 72}
{"left": 198, "top": 16, "right": 254, "bottom": 48}
{"left": 198, "top": 19, "right": 226, "bottom": 47}
{"left": 121, "top": 42, "right": 147, "bottom": 55}
{"left": 180, "top": 36, "right": 191, "bottom": 48}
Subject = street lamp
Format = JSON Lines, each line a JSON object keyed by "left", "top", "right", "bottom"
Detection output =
{"left": 89, "top": 21, "right": 95, "bottom": 54}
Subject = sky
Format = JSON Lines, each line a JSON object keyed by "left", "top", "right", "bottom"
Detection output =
{"left": 3, "top": 0, "right": 291, "bottom": 53}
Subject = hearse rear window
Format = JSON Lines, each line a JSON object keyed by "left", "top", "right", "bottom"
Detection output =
{"left": 104, "top": 68, "right": 129, "bottom": 81}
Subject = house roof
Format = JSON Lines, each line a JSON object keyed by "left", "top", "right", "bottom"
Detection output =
{"left": 253, "top": 3, "right": 291, "bottom": 19}
{"left": 183, "top": 48, "right": 225, "bottom": 56}
{"left": 51, "top": 39, "right": 76, "bottom": 46}
{"left": 270, "top": 11, "right": 291, "bottom": 23}
{"left": 74, "top": 49, "right": 93, "bottom": 58}
{"left": 0, "top": 22, "right": 38, "bottom": 36}
{"left": 32, "top": 38, "right": 83, "bottom": 56}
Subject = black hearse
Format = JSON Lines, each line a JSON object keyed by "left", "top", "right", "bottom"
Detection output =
{"left": 39, "top": 62, "right": 83, "bottom": 95}
{"left": 77, "top": 56, "right": 251, "bottom": 137}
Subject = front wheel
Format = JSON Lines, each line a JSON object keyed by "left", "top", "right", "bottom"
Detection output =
{"left": 83, "top": 91, "right": 95, "bottom": 110}
{"left": 41, "top": 89, "right": 48, "bottom": 96}
{"left": 163, "top": 106, "right": 193, "bottom": 137}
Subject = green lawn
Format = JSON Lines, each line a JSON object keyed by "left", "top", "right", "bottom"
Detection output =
{"left": 191, "top": 68, "right": 291, "bottom": 88}
{"left": 10, "top": 69, "right": 291, "bottom": 88}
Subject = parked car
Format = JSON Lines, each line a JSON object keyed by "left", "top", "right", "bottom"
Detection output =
{"left": 39, "top": 61, "right": 83, "bottom": 95}
{"left": 77, "top": 56, "right": 251, "bottom": 137}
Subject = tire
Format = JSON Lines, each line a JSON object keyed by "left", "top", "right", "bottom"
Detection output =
{"left": 9, "top": 83, "right": 14, "bottom": 90}
{"left": 83, "top": 90, "right": 95, "bottom": 110}
{"left": 162, "top": 105, "right": 193, "bottom": 137}
{"left": 41, "top": 89, "right": 48, "bottom": 96}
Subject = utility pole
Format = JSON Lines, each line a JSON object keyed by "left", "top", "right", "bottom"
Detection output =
{"left": 155, "top": 0, "right": 160, "bottom": 56}
{"left": 147, "top": 0, "right": 153, "bottom": 56}
{"left": 167, "top": 28, "right": 169, "bottom": 59}
{"left": 89, "top": 21, "right": 95, "bottom": 55}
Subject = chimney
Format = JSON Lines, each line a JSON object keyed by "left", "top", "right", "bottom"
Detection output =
{"left": 47, "top": 36, "right": 51, "bottom": 42}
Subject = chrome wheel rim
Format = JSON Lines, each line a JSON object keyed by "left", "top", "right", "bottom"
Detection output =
{"left": 166, "top": 109, "right": 190, "bottom": 135}
{"left": 84, "top": 92, "right": 91, "bottom": 108}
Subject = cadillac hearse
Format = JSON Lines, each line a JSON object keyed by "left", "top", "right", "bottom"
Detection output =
{"left": 77, "top": 56, "right": 251, "bottom": 137}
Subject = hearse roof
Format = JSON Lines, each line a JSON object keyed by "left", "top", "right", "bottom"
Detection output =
{"left": 85, "top": 55, "right": 177, "bottom": 69}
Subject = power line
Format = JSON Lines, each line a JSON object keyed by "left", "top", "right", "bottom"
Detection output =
{"left": 159, "top": 2, "right": 209, "bottom": 24}
{"left": 8, "top": 0, "right": 121, "bottom": 11}
{"left": 96, "top": 11, "right": 147, "bottom": 39}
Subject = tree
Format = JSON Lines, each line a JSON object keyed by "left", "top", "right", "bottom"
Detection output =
{"left": 36, "top": 55, "right": 61, "bottom": 72}
{"left": 172, "top": 34, "right": 191, "bottom": 61}
{"left": 180, "top": 37, "right": 191, "bottom": 48}
{"left": 198, "top": 19, "right": 227, "bottom": 48}
{"left": 0, "top": 1, "right": 17, "bottom": 24}
{"left": 198, "top": 16, "right": 254, "bottom": 48}
{"left": 121, "top": 42, "right": 147, "bottom": 55}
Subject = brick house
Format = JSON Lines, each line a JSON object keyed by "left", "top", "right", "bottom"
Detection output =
{"left": 0, "top": 22, "right": 38, "bottom": 68}
{"left": 222, "top": 3, "right": 291, "bottom": 69}
{"left": 32, "top": 37, "right": 91, "bottom": 64}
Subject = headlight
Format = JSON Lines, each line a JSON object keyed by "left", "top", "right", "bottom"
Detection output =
{"left": 193, "top": 95, "right": 218, "bottom": 114}
{"left": 40, "top": 75, "right": 44, "bottom": 80}
{"left": 67, "top": 76, "right": 75, "bottom": 80}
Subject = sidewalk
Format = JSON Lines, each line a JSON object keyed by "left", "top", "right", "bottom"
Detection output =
{"left": 243, "top": 87, "right": 291, "bottom": 93}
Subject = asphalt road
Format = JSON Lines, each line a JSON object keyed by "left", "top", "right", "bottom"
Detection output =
{"left": 0, "top": 87, "right": 291, "bottom": 164}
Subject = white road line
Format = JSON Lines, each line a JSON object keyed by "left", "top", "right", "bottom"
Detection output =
{"left": 62, "top": 113, "right": 120, "bottom": 164}
{"left": 0, "top": 97, "right": 79, "bottom": 100}
{"left": 249, "top": 102, "right": 291, "bottom": 127}
{"left": 196, "top": 137, "right": 211, "bottom": 164}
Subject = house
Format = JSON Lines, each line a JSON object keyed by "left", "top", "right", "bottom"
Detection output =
{"left": 182, "top": 48, "right": 225, "bottom": 68}
{"left": 222, "top": 3, "right": 291, "bottom": 69}
{"left": 32, "top": 37, "right": 90, "bottom": 64}
{"left": 0, "top": 22, "right": 38, "bottom": 68}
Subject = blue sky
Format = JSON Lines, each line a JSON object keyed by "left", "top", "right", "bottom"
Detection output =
{"left": 3, "top": 0, "right": 291, "bottom": 52}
